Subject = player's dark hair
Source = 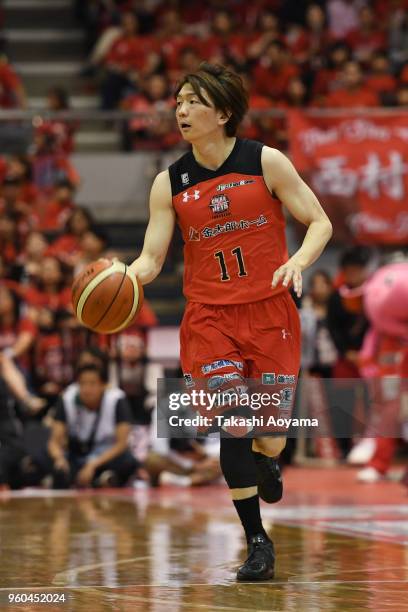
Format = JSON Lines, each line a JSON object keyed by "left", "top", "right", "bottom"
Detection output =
{"left": 175, "top": 62, "right": 249, "bottom": 137}
{"left": 76, "top": 363, "right": 109, "bottom": 384}
{"left": 340, "top": 246, "right": 372, "bottom": 269}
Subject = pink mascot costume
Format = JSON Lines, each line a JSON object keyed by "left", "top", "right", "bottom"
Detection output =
{"left": 358, "top": 262, "right": 408, "bottom": 484}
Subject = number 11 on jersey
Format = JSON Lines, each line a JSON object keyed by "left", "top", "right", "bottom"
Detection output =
{"left": 214, "top": 247, "right": 248, "bottom": 281}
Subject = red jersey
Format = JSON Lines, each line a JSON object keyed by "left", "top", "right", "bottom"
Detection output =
{"left": 169, "top": 138, "right": 288, "bottom": 305}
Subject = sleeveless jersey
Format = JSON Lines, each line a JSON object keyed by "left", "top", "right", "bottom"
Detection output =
{"left": 168, "top": 138, "right": 288, "bottom": 305}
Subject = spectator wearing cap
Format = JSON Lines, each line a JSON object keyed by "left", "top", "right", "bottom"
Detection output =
{"left": 365, "top": 52, "right": 398, "bottom": 102}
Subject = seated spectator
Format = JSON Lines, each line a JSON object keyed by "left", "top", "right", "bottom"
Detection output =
{"left": 121, "top": 73, "right": 179, "bottom": 151}
{"left": 0, "top": 284, "right": 36, "bottom": 375}
{"left": 246, "top": 10, "right": 281, "bottom": 62}
{"left": 347, "top": 5, "right": 386, "bottom": 65}
{"left": 0, "top": 56, "right": 26, "bottom": 108}
{"left": 47, "top": 364, "right": 139, "bottom": 488}
{"left": 33, "top": 178, "right": 76, "bottom": 233}
{"left": 238, "top": 72, "right": 280, "bottom": 147}
{"left": 73, "top": 228, "right": 108, "bottom": 275}
{"left": 366, "top": 51, "right": 398, "bottom": 101}
{"left": 23, "top": 255, "right": 72, "bottom": 316}
{"left": 6, "top": 155, "right": 39, "bottom": 206}
{"left": 46, "top": 86, "right": 78, "bottom": 155}
{"left": 303, "top": 3, "right": 332, "bottom": 70}
{"left": 0, "top": 214, "right": 21, "bottom": 272}
{"left": 324, "top": 60, "right": 380, "bottom": 108}
{"left": 46, "top": 206, "right": 95, "bottom": 267}
{"left": 253, "top": 40, "right": 299, "bottom": 101}
{"left": 155, "top": 9, "right": 198, "bottom": 75}
{"left": 312, "top": 41, "right": 352, "bottom": 100}
{"left": 101, "top": 11, "right": 158, "bottom": 110}
{"left": 31, "top": 122, "right": 80, "bottom": 192}
{"left": 168, "top": 46, "right": 201, "bottom": 85}
{"left": 16, "top": 230, "right": 49, "bottom": 285}
{"left": 201, "top": 10, "right": 248, "bottom": 67}
{"left": 0, "top": 175, "right": 34, "bottom": 244}
{"left": 32, "top": 307, "right": 69, "bottom": 401}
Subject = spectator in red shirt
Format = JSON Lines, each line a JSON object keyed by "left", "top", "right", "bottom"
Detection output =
{"left": 347, "top": 5, "right": 386, "bottom": 65}
{"left": 33, "top": 179, "right": 76, "bottom": 234}
{"left": 101, "top": 11, "right": 158, "bottom": 109}
{"left": 0, "top": 57, "right": 26, "bottom": 108}
{"left": 46, "top": 86, "right": 78, "bottom": 155}
{"left": 155, "top": 10, "right": 199, "bottom": 73}
{"left": 239, "top": 72, "right": 279, "bottom": 146}
{"left": 168, "top": 46, "right": 201, "bottom": 85}
{"left": 247, "top": 10, "right": 281, "bottom": 62}
{"left": 0, "top": 214, "right": 21, "bottom": 272}
{"left": 324, "top": 60, "right": 379, "bottom": 108}
{"left": 73, "top": 228, "right": 108, "bottom": 277}
{"left": 46, "top": 206, "right": 95, "bottom": 268}
{"left": 312, "top": 40, "right": 352, "bottom": 100}
{"left": 6, "top": 155, "right": 40, "bottom": 207}
{"left": 17, "top": 230, "right": 49, "bottom": 286}
{"left": 366, "top": 52, "right": 398, "bottom": 102}
{"left": 121, "top": 73, "right": 179, "bottom": 151}
{"left": 253, "top": 40, "right": 299, "bottom": 101}
{"left": 201, "top": 10, "right": 248, "bottom": 67}
{"left": 23, "top": 255, "right": 72, "bottom": 316}
{"left": 0, "top": 284, "right": 36, "bottom": 373}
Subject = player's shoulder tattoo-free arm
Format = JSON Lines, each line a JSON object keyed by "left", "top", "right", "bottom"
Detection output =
{"left": 129, "top": 170, "right": 176, "bottom": 285}
{"left": 261, "top": 146, "right": 332, "bottom": 228}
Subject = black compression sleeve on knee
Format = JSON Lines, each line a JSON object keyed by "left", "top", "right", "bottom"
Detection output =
{"left": 220, "top": 437, "right": 257, "bottom": 489}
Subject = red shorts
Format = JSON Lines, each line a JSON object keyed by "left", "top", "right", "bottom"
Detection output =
{"left": 180, "top": 292, "right": 301, "bottom": 434}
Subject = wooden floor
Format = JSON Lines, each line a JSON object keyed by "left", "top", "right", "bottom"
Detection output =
{"left": 0, "top": 467, "right": 407, "bottom": 612}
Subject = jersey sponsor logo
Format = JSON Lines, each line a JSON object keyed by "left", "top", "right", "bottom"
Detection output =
{"left": 207, "top": 372, "right": 245, "bottom": 390}
{"left": 281, "top": 328, "right": 291, "bottom": 339}
{"left": 188, "top": 227, "right": 200, "bottom": 241}
{"left": 201, "top": 359, "right": 244, "bottom": 375}
{"left": 280, "top": 387, "right": 294, "bottom": 409}
{"left": 216, "top": 179, "right": 255, "bottom": 192}
{"left": 184, "top": 373, "right": 195, "bottom": 387}
{"left": 209, "top": 194, "right": 230, "bottom": 217}
{"left": 262, "top": 372, "right": 296, "bottom": 385}
{"left": 181, "top": 172, "right": 189, "bottom": 186}
{"left": 202, "top": 214, "right": 267, "bottom": 239}
{"left": 183, "top": 190, "right": 200, "bottom": 202}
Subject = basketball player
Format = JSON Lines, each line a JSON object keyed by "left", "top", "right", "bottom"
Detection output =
{"left": 130, "top": 63, "right": 332, "bottom": 581}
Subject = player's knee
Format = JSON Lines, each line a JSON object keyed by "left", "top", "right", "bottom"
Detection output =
{"left": 253, "top": 436, "right": 286, "bottom": 457}
{"left": 220, "top": 437, "right": 257, "bottom": 489}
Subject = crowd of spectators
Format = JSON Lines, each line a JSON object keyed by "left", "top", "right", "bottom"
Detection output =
{"left": 75, "top": 0, "right": 408, "bottom": 149}
{"left": 0, "top": 1, "right": 407, "bottom": 491}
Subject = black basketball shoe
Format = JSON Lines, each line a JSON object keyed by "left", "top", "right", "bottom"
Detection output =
{"left": 252, "top": 451, "right": 283, "bottom": 503}
{"left": 236, "top": 533, "right": 275, "bottom": 581}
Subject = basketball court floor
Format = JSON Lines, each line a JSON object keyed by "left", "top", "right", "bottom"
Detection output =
{"left": 1, "top": 467, "right": 407, "bottom": 611}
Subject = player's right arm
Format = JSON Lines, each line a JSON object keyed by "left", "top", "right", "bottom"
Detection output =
{"left": 129, "top": 170, "right": 175, "bottom": 285}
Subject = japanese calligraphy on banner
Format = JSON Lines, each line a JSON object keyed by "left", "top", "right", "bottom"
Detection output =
{"left": 288, "top": 110, "right": 408, "bottom": 244}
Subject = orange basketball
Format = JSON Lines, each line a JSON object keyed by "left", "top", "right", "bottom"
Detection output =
{"left": 71, "top": 259, "right": 143, "bottom": 334}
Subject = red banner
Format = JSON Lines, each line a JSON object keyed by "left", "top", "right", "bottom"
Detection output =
{"left": 288, "top": 110, "right": 408, "bottom": 245}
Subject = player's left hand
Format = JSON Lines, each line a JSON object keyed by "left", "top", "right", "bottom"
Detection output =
{"left": 272, "top": 259, "right": 303, "bottom": 297}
